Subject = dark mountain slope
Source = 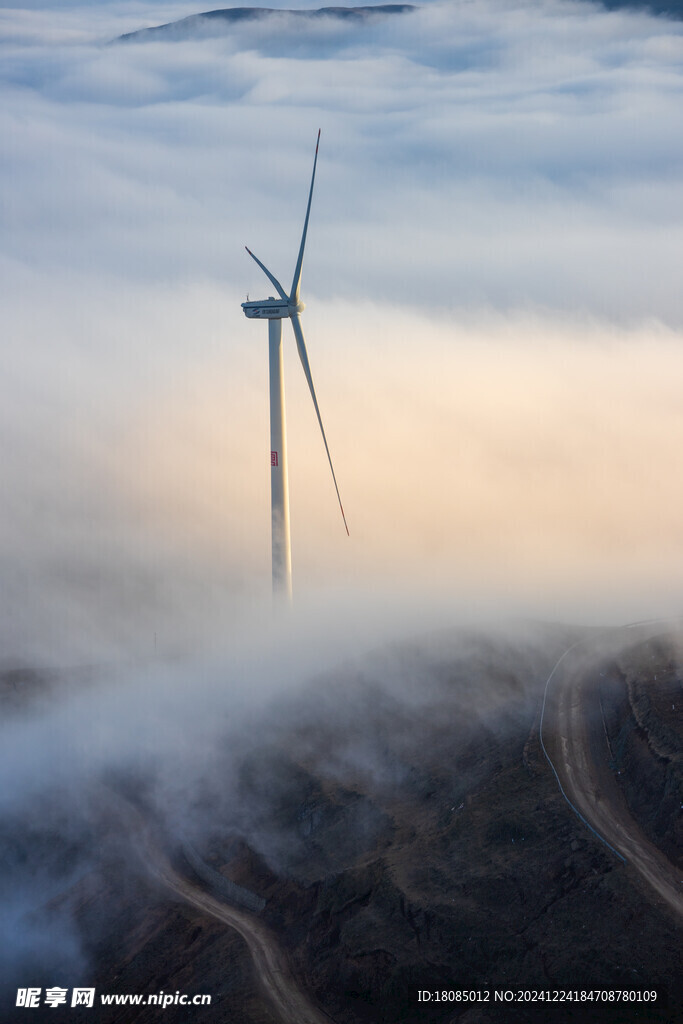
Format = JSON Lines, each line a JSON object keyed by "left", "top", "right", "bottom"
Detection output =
{"left": 116, "top": 0, "right": 682, "bottom": 44}
{"left": 118, "top": 5, "right": 416, "bottom": 43}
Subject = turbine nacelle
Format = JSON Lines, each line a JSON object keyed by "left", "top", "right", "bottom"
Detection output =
{"left": 241, "top": 297, "right": 306, "bottom": 320}
{"left": 242, "top": 298, "right": 289, "bottom": 320}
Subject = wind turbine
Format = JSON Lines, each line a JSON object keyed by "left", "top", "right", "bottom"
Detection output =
{"left": 242, "top": 131, "right": 348, "bottom": 600}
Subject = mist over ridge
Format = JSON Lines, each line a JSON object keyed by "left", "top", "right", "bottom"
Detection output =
{"left": 2, "top": 1, "right": 683, "bottom": 1017}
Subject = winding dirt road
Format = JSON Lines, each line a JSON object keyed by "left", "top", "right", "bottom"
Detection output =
{"left": 544, "top": 626, "right": 683, "bottom": 920}
{"left": 112, "top": 794, "right": 333, "bottom": 1024}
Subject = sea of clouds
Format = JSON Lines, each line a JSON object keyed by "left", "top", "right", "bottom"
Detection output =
{"left": 1, "top": 0, "right": 683, "bottom": 663}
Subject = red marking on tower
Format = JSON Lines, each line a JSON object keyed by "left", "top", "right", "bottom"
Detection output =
{"left": 271, "top": 451, "right": 279, "bottom": 467}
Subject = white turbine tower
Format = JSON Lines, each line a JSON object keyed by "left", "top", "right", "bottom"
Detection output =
{"left": 242, "top": 131, "right": 348, "bottom": 600}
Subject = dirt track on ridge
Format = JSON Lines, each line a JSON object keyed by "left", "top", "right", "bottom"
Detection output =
{"left": 113, "top": 795, "right": 333, "bottom": 1024}
{"left": 549, "top": 629, "right": 683, "bottom": 921}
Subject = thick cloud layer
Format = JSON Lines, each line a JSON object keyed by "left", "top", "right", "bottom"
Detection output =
{"left": 2, "top": 0, "right": 683, "bottom": 662}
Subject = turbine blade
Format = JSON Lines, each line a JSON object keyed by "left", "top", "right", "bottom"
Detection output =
{"left": 290, "top": 314, "right": 349, "bottom": 536}
{"left": 245, "top": 247, "right": 288, "bottom": 301}
{"left": 290, "top": 129, "right": 321, "bottom": 306}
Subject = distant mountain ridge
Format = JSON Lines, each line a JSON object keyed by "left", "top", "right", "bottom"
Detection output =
{"left": 118, "top": 5, "right": 416, "bottom": 42}
{"left": 117, "top": 0, "right": 683, "bottom": 45}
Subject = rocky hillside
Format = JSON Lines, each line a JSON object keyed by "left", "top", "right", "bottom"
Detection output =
{"left": 3, "top": 627, "right": 682, "bottom": 1023}
{"left": 601, "top": 635, "right": 683, "bottom": 871}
